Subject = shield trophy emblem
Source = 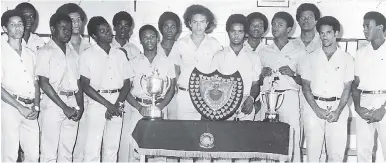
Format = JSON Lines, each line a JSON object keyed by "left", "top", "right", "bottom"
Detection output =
{"left": 189, "top": 68, "right": 244, "bottom": 121}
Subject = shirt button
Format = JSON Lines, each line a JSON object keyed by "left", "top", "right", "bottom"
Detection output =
{"left": 24, "top": 70, "right": 27, "bottom": 72}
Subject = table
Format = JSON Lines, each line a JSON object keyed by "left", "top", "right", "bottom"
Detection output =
{"left": 132, "top": 119, "right": 293, "bottom": 162}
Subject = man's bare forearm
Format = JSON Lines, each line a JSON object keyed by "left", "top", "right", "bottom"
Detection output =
{"left": 1, "top": 87, "right": 23, "bottom": 110}
{"left": 250, "top": 81, "right": 260, "bottom": 99}
{"left": 351, "top": 76, "right": 362, "bottom": 111}
{"left": 336, "top": 82, "right": 352, "bottom": 113}
{"left": 75, "top": 80, "right": 84, "bottom": 110}
{"left": 80, "top": 76, "right": 113, "bottom": 108}
{"left": 302, "top": 79, "right": 320, "bottom": 112}
{"left": 34, "top": 79, "right": 40, "bottom": 107}
{"left": 115, "top": 79, "right": 131, "bottom": 105}
{"left": 39, "top": 76, "right": 68, "bottom": 109}
{"left": 157, "top": 79, "right": 176, "bottom": 110}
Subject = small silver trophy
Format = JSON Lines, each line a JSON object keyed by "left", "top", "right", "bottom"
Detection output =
{"left": 260, "top": 76, "right": 284, "bottom": 122}
{"left": 140, "top": 69, "right": 171, "bottom": 119}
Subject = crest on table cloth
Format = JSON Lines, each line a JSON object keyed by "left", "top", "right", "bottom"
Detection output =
{"left": 189, "top": 68, "right": 244, "bottom": 121}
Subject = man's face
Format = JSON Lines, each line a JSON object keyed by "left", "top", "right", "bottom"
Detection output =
{"left": 272, "top": 18, "right": 290, "bottom": 38}
{"left": 52, "top": 20, "right": 72, "bottom": 43}
{"left": 319, "top": 25, "right": 338, "bottom": 47}
{"left": 68, "top": 12, "right": 82, "bottom": 34}
{"left": 298, "top": 10, "right": 316, "bottom": 31}
{"left": 21, "top": 8, "right": 35, "bottom": 31}
{"left": 140, "top": 29, "right": 158, "bottom": 51}
{"left": 363, "top": 19, "right": 381, "bottom": 41}
{"left": 114, "top": 20, "right": 131, "bottom": 40}
{"left": 2, "top": 16, "right": 24, "bottom": 39}
{"left": 189, "top": 14, "right": 208, "bottom": 35}
{"left": 248, "top": 18, "right": 265, "bottom": 38}
{"left": 228, "top": 23, "right": 245, "bottom": 45}
{"left": 162, "top": 19, "right": 178, "bottom": 40}
{"left": 94, "top": 23, "right": 113, "bottom": 44}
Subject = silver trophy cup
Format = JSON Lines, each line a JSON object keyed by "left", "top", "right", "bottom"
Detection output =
{"left": 140, "top": 69, "right": 171, "bottom": 119}
{"left": 260, "top": 90, "right": 285, "bottom": 122}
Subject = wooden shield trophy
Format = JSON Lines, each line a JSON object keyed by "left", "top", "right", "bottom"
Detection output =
{"left": 189, "top": 68, "right": 244, "bottom": 121}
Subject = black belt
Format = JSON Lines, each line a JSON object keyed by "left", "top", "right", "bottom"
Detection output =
{"left": 13, "top": 95, "right": 34, "bottom": 105}
{"left": 314, "top": 95, "right": 340, "bottom": 101}
{"left": 361, "top": 90, "right": 386, "bottom": 94}
{"left": 178, "top": 87, "right": 187, "bottom": 91}
{"left": 274, "top": 90, "right": 287, "bottom": 93}
{"left": 59, "top": 91, "right": 77, "bottom": 97}
{"left": 135, "top": 97, "right": 163, "bottom": 105}
{"left": 97, "top": 89, "right": 121, "bottom": 93}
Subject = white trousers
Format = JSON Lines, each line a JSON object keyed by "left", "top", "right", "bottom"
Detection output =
{"left": 303, "top": 99, "right": 349, "bottom": 162}
{"left": 1, "top": 100, "right": 39, "bottom": 162}
{"left": 356, "top": 94, "right": 386, "bottom": 162}
{"left": 256, "top": 90, "right": 301, "bottom": 162}
{"left": 83, "top": 93, "right": 123, "bottom": 162}
{"left": 175, "top": 90, "right": 202, "bottom": 120}
{"left": 73, "top": 99, "right": 88, "bottom": 162}
{"left": 39, "top": 94, "right": 79, "bottom": 162}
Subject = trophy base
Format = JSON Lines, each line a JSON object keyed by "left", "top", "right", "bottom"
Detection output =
{"left": 142, "top": 116, "right": 163, "bottom": 120}
{"left": 263, "top": 113, "right": 279, "bottom": 122}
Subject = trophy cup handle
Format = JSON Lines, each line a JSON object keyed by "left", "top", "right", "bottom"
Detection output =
{"left": 260, "top": 92, "right": 267, "bottom": 108}
{"left": 164, "top": 77, "right": 172, "bottom": 93}
{"left": 276, "top": 93, "right": 285, "bottom": 109}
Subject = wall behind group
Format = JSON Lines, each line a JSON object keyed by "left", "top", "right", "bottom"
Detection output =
{"left": 1, "top": 0, "right": 386, "bottom": 48}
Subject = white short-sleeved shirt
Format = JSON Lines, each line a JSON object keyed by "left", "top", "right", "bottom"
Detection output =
{"left": 2, "top": 33, "right": 46, "bottom": 54}
{"left": 355, "top": 42, "right": 386, "bottom": 91}
{"left": 69, "top": 36, "right": 92, "bottom": 56}
{"left": 111, "top": 37, "right": 141, "bottom": 60}
{"left": 301, "top": 48, "right": 354, "bottom": 97}
{"left": 169, "top": 33, "right": 223, "bottom": 88}
{"left": 79, "top": 44, "right": 133, "bottom": 90}
{"left": 128, "top": 53, "right": 176, "bottom": 99}
{"left": 243, "top": 40, "right": 267, "bottom": 54}
{"left": 1, "top": 39, "right": 36, "bottom": 98}
{"left": 35, "top": 39, "right": 80, "bottom": 92}
{"left": 211, "top": 46, "right": 262, "bottom": 95}
{"left": 292, "top": 33, "right": 322, "bottom": 55}
{"left": 258, "top": 40, "right": 306, "bottom": 91}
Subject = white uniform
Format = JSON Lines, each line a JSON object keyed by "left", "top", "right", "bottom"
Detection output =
{"left": 71, "top": 36, "right": 93, "bottom": 162}
{"left": 80, "top": 44, "right": 133, "bottom": 162}
{"left": 243, "top": 39, "right": 267, "bottom": 54}
{"left": 355, "top": 42, "right": 386, "bottom": 162}
{"left": 257, "top": 40, "right": 306, "bottom": 162}
{"left": 1, "top": 39, "right": 39, "bottom": 162}
{"left": 111, "top": 37, "right": 141, "bottom": 60}
{"left": 211, "top": 46, "right": 262, "bottom": 121}
{"left": 301, "top": 48, "right": 354, "bottom": 162}
{"left": 1, "top": 33, "right": 45, "bottom": 54}
{"left": 35, "top": 39, "right": 80, "bottom": 162}
{"left": 125, "top": 52, "right": 176, "bottom": 161}
{"left": 169, "top": 33, "right": 223, "bottom": 120}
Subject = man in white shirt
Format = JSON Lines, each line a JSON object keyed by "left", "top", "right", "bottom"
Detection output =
{"left": 124, "top": 24, "right": 177, "bottom": 162}
{"left": 301, "top": 16, "right": 353, "bottom": 162}
{"left": 352, "top": 11, "right": 386, "bottom": 162}
{"left": 169, "top": 4, "right": 223, "bottom": 120}
{"left": 1, "top": 9, "right": 39, "bottom": 162}
{"left": 15, "top": 2, "right": 46, "bottom": 53}
{"left": 111, "top": 11, "right": 141, "bottom": 61}
{"left": 211, "top": 14, "right": 261, "bottom": 121}
{"left": 36, "top": 13, "right": 84, "bottom": 162}
{"left": 292, "top": 3, "right": 323, "bottom": 157}
{"left": 257, "top": 11, "right": 306, "bottom": 162}
{"left": 55, "top": 3, "right": 92, "bottom": 162}
{"left": 245, "top": 12, "right": 268, "bottom": 53}
{"left": 80, "top": 16, "right": 132, "bottom": 162}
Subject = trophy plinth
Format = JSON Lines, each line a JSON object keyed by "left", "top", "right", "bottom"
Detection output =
{"left": 260, "top": 90, "right": 284, "bottom": 122}
{"left": 140, "top": 69, "right": 171, "bottom": 120}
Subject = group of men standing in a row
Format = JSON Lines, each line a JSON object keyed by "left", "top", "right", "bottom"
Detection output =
{"left": 1, "top": 1, "right": 386, "bottom": 163}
